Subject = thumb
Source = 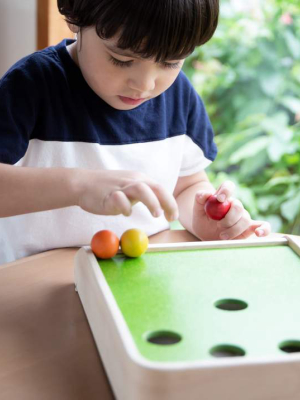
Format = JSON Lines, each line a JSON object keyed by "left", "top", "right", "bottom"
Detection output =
{"left": 194, "top": 191, "right": 214, "bottom": 215}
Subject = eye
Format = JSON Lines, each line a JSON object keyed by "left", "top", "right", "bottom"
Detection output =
{"left": 161, "top": 61, "right": 181, "bottom": 70}
{"left": 109, "top": 56, "right": 133, "bottom": 68}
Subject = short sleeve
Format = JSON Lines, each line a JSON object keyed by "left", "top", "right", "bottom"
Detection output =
{"left": 179, "top": 86, "right": 217, "bottom": 176}
{"left": 0, "top": 61, "right": 38, "bottom": 164}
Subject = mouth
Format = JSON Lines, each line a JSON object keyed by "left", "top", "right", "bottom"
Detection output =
{"left": 118, "top": 96, "right": 147, "bottom": 106}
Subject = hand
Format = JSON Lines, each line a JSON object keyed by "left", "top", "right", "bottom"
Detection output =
{"left": 74, "top": 169, "right": 179, "bottom": 221}
{"left": 192, "top": 181, "right": 271, "bottom": 241}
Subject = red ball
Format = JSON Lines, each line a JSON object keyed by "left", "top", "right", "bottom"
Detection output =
{"left": 91, "top": 230, "right": 120, "bottom": 259}
{"left": 204, "top": 195, "right": 231, "bottom": 221}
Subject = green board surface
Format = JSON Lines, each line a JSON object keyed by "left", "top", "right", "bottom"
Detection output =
{"left": 98, "top": 245, "right": 300, "bottom": 362}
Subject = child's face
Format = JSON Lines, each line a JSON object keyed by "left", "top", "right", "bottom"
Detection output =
{"left": 68, "top": 27, "right": 185, "bottom": 110}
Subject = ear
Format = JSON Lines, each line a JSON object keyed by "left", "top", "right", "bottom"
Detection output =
{"left": 67, "top": 23, "right": 80, "bottom": 34}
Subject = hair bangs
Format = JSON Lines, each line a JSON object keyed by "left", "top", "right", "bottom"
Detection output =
{"left": 58, "top": 0, "right": 219, "bottom": 62}
{"left": 95, "top": 0, "right": 219, "bottom": 62}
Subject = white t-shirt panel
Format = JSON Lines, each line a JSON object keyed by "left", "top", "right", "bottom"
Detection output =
{"left": 0, "top": 136, "right": 211, "bottom": 264}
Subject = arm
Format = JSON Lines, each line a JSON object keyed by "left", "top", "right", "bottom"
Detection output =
{"left": 174, "top": 171, "right": 271, "bottom": 240}
{"left": 0, "top": 163, "right": 77, "bottom": 217}
{"left": 174, "top": 170, "right": 214, "bottom": 235}
{"left": 0, "top": 163, "right": 178, "bottom": 221}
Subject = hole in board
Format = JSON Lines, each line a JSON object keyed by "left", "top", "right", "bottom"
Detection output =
{"left": 210, "top": 344, "right": 246, "bottom": 358}
{"left": 145, "top": 330, "right": 182, "bottom": 345}
{"left": 279, "top": 340, "right": 300, "bottom": 354}
{"left": 214, "top": 298, "right": 248, "bottom": 311}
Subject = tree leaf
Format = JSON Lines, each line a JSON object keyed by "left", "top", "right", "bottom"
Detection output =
{"left": 281, "top": 193, "right": 300, "bottom": 222}
{"left": 229, "top": 137, "right": 269, "bottom": 164}
{"left": 281, "top": 96, "right": 300, "bottom": 114}
{"left": 284, "top": 30, "right": 300, "bottom": 59}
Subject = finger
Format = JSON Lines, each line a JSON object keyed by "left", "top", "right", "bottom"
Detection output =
{"left": 215, "top": 181, "right": 235, "bottom": 202}
{"left": 195, "top": 191, "right": 215, "bottom": 206}
{"left": 107, "top": 190, "right": 132, "bottom": 216}
{"left": 194, "top": 191, "right": 215, "bottom": 218}
{"left": 149, "top": 183, "right": 179, "bottom": 221}
{"left": 218, "top": 199, "right": 244, "bottom": 228}
{"left": 227, "top": 220, "right": 272, "bottom": 240}
{"left": 253, "top": 221, "right": 272, "bottom": 237}
{"left": 123, "top": 182, "right": 166, "bottom": 219}
{"left": 219, "top": 210, "right": 252, "bottom": 240}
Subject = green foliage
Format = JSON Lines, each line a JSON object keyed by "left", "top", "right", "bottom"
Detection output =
{"left": 184, "top": 0, "right": 300, "bottom": 233}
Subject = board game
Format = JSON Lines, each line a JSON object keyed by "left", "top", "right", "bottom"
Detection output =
{"left": 74, "top": 235, "right": 300, "bottom": 400}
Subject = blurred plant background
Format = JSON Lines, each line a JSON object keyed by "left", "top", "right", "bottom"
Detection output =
{"left": 183, "top": 0, "right": 300, "bottom": 234}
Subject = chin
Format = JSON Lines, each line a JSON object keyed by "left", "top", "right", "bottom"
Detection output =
{"left": 112, "top": 103, "right": 137, "bottom": 111}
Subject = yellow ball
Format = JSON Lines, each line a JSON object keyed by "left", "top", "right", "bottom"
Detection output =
{"left": 120, "top": 229, "right": 149, "bottom": 258}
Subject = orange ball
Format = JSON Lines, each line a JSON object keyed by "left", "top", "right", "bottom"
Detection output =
{"left": 91, "top": 230, "right": 120, "bottom": 259}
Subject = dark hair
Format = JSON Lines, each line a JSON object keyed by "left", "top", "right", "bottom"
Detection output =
{"left": 58, "top": 0, "right": 219, "bottom": 61}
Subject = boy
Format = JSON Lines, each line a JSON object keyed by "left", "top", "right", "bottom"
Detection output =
{"left": 0, "top": 0, "right": 270, "bottom": 264}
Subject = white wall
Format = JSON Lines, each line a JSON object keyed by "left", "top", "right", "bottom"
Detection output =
{"left": 0, "top": 0, "right": 36, "bottom": 78}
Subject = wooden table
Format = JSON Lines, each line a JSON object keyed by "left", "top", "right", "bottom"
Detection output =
{"left": 0, "top": 230, "right": 197, "bottom": 400}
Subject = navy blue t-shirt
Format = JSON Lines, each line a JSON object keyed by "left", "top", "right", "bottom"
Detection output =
{"left": 0, "top": 39, "right": 217, "bottom": 165}
{"left": 0, "top": 39, "right": 218, "bottom": 264}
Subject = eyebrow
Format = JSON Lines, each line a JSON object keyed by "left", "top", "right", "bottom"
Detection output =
{"left": 104, "top": 43, "right": 184, "bottom": 63}
{"left": 104, "top": 43, "right": 139, "bottom": 58}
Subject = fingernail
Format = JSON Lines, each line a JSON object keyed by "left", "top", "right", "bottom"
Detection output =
{"left": 217, "top": 194, "right": 226, "bottom": 202}
{"left": 171, "top": 211, "right": 179, "bottom": 221}
{"left": 153, "top": 209, "right": 163, "bottom": 218}
{"left": 220, "top": 233, "right": 229, "bottom": 240}
{"left": 256, "top": 229, "right": 264, "bottom": 237}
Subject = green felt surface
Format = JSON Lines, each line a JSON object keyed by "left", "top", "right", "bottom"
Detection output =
{"left": 98, "top": 245, "right": 300, "bottom": 362}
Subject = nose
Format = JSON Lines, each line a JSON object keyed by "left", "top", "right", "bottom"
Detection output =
{"left": 128, "top": 70, "right": 156, "bottom": 93}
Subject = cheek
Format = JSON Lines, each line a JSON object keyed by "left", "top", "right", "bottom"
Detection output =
{"left": 157, "top": 69, "right": 181, "bottom": 91}
{"left": 79, "top": 54, "right": 120, "bottom": 90}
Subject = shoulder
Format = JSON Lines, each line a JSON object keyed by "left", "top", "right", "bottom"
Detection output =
{"left": 162, "top": 71, "right": 204, "bottom": 116}
{"left": 165, "top": 70, "right": 194, "bottom": 100}
{"left": 0, "top": 40, "right": 70, "bottom": 91}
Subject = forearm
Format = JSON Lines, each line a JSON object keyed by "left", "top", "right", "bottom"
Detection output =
{"left": 0, "top": 163, "right": 78, "bottom": 217}
{"left": 0, "top": 165, "right": 179, "bottom": 220}
{"left": 176, "top": 179, "right": 214, "bottom": 235}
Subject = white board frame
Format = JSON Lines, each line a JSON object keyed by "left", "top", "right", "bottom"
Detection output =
{"left": 74, "top": 235, "right": 300, "bottom": 400}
